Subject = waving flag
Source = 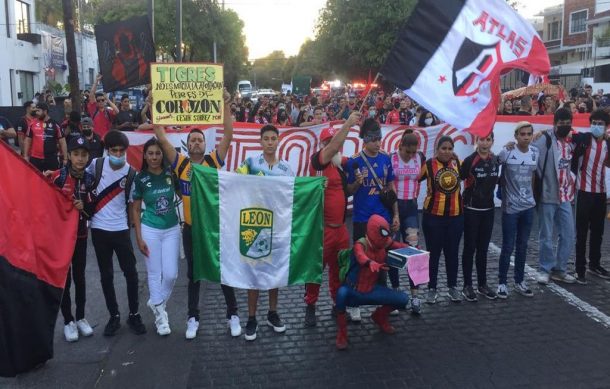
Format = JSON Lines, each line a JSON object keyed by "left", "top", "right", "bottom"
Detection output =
{"left": 0, "top": 142, "right": 78, "bottom": 377}
{"left": 190, "top": 166, "right": 324, "bottom": 289}
{"left": 380, "top": 0, "right": 549, "bottom": 137}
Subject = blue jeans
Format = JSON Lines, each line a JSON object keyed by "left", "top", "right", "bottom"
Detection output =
{"left": 538, "top": 202, "right": 575, "bottom": 274}
{"left": 398, "top": 199, "right": 419, "bottom": 241}
{"left": 336, "top": 284, "right": 409, "bottom": 311}
{"left": 498, "top": 208, "right": 534, "bottom": 285}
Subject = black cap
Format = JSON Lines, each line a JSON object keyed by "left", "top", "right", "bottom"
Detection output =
{"left": 68, "top": 136, "right": 90, "bottom": 152}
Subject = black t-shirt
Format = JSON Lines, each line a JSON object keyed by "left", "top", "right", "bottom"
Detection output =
{"left": 460, "top": 151, "right": 499, "bottom": 210}
{"left": 86, "top": 133, "right": 104, "bottom": 163}
{"left": 0, "top": 116, "right": 13, "bottom": 144}
{"left": 398, "top": 109, "right": 412, "bottom": 125}
{"left": 114, "top": 109, "right": 139, "bottom": 131}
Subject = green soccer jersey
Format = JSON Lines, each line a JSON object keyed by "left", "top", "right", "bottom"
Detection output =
{"left": 132, "top": 168, "right": 179, "bottom": 229}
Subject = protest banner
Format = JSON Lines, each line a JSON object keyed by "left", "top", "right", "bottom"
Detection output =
{"left": 150, "top": 63, "right": 224, "bottom": 126}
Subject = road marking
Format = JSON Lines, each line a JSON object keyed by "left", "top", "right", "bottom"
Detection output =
{"left": 488, "top": 242, "right": 610, "bottom": 329}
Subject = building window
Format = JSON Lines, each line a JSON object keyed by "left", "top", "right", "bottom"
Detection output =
{"left": 570, "top": 10, "right": 587, "bottom": 34}
{"left": 5, "top": 0, "right": 10, "bottom": 37}
{"left": 15, "top": 0, "right": 30, "bottom": 34}
{"left": 548, "top": 21, "right": 561, "bottom": 41}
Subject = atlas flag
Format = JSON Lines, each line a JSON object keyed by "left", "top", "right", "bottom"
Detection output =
{"left": 380, "top": 0, "right": 550, "bottom": 137}
{"left": 190, "top": 166, "right": 324, "bottom": 289}
{"left": 0, "top": 142, "right": 78, "bottom": 377}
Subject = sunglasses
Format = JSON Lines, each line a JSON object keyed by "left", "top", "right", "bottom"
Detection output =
{"left": 97, "top": 99, "right": 105, "bottom": 103}
{"left": 364, "top": 135, "right": 382, "bottom": 143}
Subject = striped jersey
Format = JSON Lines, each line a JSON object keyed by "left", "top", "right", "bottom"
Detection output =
{"left": 421, "top": 158, "right": 462, "bottom": 217}
{"left": 391, "top": 151, "right": 423, "bottom": 200}
{"left": 556, "top": 139, "right": 575, "bottom": 203}
{"left": 575, "top": 136, "right": 608, "bottom": 194}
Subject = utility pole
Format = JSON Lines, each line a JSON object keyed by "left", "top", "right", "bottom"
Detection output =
{"left": 148, "top": 0, "right": 155, "bottom": 41}
{"left": 176, "top": 0, "right": 182, "bottom": 62}
{"left": 62, "top": 0, "right": 81, "bottom": 113}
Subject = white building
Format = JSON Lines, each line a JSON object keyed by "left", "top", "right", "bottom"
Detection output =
{"left": 0, "top": 0, "right": 99, "bottom": 106}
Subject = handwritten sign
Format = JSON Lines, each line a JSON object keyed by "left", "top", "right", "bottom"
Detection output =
{"left": 150, "top": 63, "right": 224, "bottom": 125}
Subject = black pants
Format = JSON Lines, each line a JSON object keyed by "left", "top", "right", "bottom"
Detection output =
{"left": 422, "top": 213, "right": 464, "bottom": 289}
{"left": 461, "top": 208, "right": 494, "bottom": 287}
{"left": 353, "top": 221, "right": 400, "bottom": 289}
{"left": 60, "top": 237, "right": 87, "bottom": 324}
{"left": 91, "top": 229, "right": 139, "bottom": 317}
{"left": 183, "top": 224, "right": 237, "bottom": 321}
{"left": 29, "top": 156, "right": 58, "bottom": 172}
{"left": 575, "top": 191, "right": 607, "bottom": 276}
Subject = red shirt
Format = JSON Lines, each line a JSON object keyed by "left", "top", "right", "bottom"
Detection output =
{"left": 385, "top": 109, "right": 400, "bottom": 124}
{"left": 26, "top": 118, "right": 64, "bottom": 159}
{"left": 87, "top": 101, "right": 116, "bottom": 138}
{"left": 353, "top": 239, "right": 406, "bottom": 293}
{"left": 308, "top": 151, "right": 347, "bottom": 225}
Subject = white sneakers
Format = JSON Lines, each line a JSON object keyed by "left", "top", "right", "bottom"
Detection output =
{"left": 148, "top": 300, "right": 171, "bottom": 336}
{"left": 228, "top": 315, "right": 242, "bottom": 337}
{"left": 65, "top": 319, "right": 94, "bottom": 342}
{"left": 346, "top": 307, "right": 361, "bottom": 322}
{"left": 64, "top": 321, "right": 79, "bottom": 342}
{"left": 537, "top": 271, "right": 550, "bottom": 285}
{"left": 185, "top": 317, "right": 199, "bottom": 340}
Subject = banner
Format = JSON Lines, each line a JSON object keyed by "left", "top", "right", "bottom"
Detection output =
{"left": 94, "top": 15, "right": 155, "bottom": 92}
{"left": 150, "top": 63, "right": 224, "bottom": 126}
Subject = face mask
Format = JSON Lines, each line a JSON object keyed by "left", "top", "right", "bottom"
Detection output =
{"left": 369, "top": 110, "right": 376, "bottom": 118}
{"left": 108, "top": 154, "right": 126, "bottom": 167}
{"left": 578, "top": 107, "right": 586, "bottom": 114}
{"left": 591, "top": 124, "right": 605, "bottom": 138}
{"left": 82, "top": 129, "right": 92, "bottom": 136}
{"left": 424, "top": 118, "right": 433, "bottom": 126}
{"left": 556, "top": 125, "right": 572, "bottom": 138}
{"left": 394, "top": 102, "right": 400, "bottom": 109}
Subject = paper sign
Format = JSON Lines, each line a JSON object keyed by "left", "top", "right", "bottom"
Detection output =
{"left": 150, "top": 63, "right": 224, "bottom": 126}
{"left": 407, "top": 252, "right": 430, "bottom": 286}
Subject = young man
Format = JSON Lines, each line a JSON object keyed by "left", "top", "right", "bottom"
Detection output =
{"left": 497, "top": 122, "right": 538, "bottom": 298}
{"left": 572, "top": 109, "right": 610, "bottom": 282}
{"left": 114, "top": 95, "right": 139, "bottom": 131}
{"left": 236, "top": 125, "right": 294, "bottom": 341}
{"left": 80, "top": 117, "right": 104, "bottom": 163}
{"left": 303, "top": 112, "right": 361, "bottom": 327}
{"left": 532, "top": 108, "right": 577, "bottom": 285}
{"left": 87, "top": 130, "right": 145, "bottom": 336}
{"left": 88, "top": 74, "right": 119, "bottom": 138}
{"left": 48, "top": 136, "right": 95, "bottom": 342}
{"left": 23, "top": 103, "right": 68, "bottom": 172}
{"left": 15, "top": 101, "right": 36, "bottom": 150}
{"left": 152, "top": 89, "right": 235, "bottom": 340}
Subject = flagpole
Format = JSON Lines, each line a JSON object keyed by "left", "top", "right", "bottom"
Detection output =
{"left": 359, "top": 72, "right": 381, "bottom": 114}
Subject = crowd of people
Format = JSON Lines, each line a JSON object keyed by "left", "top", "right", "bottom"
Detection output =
{"left": 2, "top": 75, "right": 610, "bottom": 351}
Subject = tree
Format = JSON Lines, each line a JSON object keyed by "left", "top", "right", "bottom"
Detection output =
{"left": 62, "top": 0, "right": 81, "bottom": 113}
{"left": 251, "top": 51, "right": 289, "bottom": 90}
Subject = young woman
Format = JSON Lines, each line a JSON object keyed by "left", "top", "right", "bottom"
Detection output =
{"left": 390, "top": 130, "right": 425, "bottom": 313}
{"left": 460, "top": 133, "right": 499, "bottom": 301}
{"left": 131, "top": 138, "right": 180, "bottom": 336}
{"left": 420, "top": 136, "right": 464, "bottom": 303}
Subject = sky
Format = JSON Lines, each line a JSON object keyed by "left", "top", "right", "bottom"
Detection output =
{"left": 226, "top": 0, "right": 563, "bottom": 61}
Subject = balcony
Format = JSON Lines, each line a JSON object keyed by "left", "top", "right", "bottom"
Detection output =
{"left": 545, "top": 39, "right": 561, "bottom": 49}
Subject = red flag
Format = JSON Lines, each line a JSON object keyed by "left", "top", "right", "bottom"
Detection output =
{"left": 0, "top": 142, "right": 78, "bottom": 377}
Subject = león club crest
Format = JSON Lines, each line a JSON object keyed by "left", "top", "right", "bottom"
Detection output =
{"left": 240, "top": 208, "right": 273, "bottom": 259}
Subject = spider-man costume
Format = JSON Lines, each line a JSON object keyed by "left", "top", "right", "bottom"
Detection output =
{"left": 335, "top": 214, "right": 409, "bottom": 350}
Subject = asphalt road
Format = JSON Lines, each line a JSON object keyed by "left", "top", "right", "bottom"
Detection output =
{"left": 2, "top": 210, "right": 610, "bottom": 388}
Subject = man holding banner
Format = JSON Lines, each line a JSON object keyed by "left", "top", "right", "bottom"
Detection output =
{"left": 152, "top": 88, "right": 235, "bottom": 340}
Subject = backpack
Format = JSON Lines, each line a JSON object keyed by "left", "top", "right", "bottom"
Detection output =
{"left": 92, "top": 108, "right": 111, "bottom": 122}
{"left": 90, "top": 157, "right": 136, "bottom": 222}
{"left": 337, "top": 238, "right": 368, "bottom": 283}
{"left": 533, "top": 132, "right": 552, "bottom": 204}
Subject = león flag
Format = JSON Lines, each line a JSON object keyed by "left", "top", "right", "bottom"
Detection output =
{"left": 0, "top": 142, "right": 78, "bottom": 377}
{"left": 380, "top": 0, "right": 550, "bottom": 137}
{"left": 191, "top": 166, "right": 324, "bottom": 289}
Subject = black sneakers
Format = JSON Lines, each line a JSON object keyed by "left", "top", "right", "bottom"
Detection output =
{"left": 245, "top": 317, "right": 258, "bottom": 341}
{"left": 477, "top": 285, "right": 498, "bottom": 300}
{"left": 304, "top": 304, "right": 317, "bottom": 327}
{"left": 588, "top": 266, "right": 610, "bottom": 280}
{"left": 267, "top": 311, "right": 286, "bottom": 333}
{"left": 127, "top": 313, "right": 147, "bottom": 335}
{"left": 103, "top": 315, "right": 121, "bottom": 337}
{"left": 462, "top": 286, "right": 477, "bottom": 302}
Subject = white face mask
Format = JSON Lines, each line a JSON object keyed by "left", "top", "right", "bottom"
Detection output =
{"left": 424, "top": 118, "right": 433, "bottom": 126}
{"left": 331, "top": 152, "right": 342, "bottom": 167}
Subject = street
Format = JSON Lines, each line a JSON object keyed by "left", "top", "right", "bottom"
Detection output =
{"left": 2, "top": 209, "right": 610, "bottom": 389}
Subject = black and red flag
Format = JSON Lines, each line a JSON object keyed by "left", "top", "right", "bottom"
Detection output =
{"left": 380, "top": 0, "right": 550, "bottom": 137}
{"left": 94, "top": 15, "right": 156, "bottom": 92}
{"left": 0, "top": 142, "right": 78, "bottom": 377}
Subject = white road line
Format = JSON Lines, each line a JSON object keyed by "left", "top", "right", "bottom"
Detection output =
{"left": 488, "top": 242, "right": 610, "bottom": 329}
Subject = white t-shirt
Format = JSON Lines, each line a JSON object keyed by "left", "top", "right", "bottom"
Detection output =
{"left": 87, "top": 157, "right": 132, "bottom": 231}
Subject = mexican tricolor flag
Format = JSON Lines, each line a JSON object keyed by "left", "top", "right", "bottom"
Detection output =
{"left": 191, "top": 165, "right": 324, "bottom": 289}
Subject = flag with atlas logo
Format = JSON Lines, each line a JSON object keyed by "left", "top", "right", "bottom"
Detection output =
{"left": 190, "top": 166, "right": 324, "bottom": 289}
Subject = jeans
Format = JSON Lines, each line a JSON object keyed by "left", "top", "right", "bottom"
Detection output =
{"left": 60, "top": 238, "right": 87, "bottom": 324}
{"left": 538, "top": 202, "right": 575, "bottom": 274}
{"left": 462, "top": 208, "right": 494, "bottom": 287}
{"left": 141, "top": 224, "right": 180, "bottom": 306}
{"left": 336, "top": 284, "right": 409, "bottom": 311}
{"left": 183, "top": 224, "right": 237, "bottom": 321}
{"left": 91, "top": 229, "right": 139, "bottom": 316}
{"left": 498, "top": 208, "right": 534, "bottom": 285}
{"left": 397, "top": 199, "right": 419, "bottom": 242}
{"left": 422, "top": 213, "right": 464, "bottom": 289}
{"left": 575, "top": 191, "right": 606, "bottom": 276}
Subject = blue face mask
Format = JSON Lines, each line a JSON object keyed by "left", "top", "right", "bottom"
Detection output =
{"left": 108, "top": 154, "right": 126, "bottom": 167}
{"left": 591, "top": 124, "right": 605, "bottom": 138}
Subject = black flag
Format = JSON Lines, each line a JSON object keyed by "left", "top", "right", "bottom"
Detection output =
{"left": 94, "top": 15, "right": 155, "bottom": 92}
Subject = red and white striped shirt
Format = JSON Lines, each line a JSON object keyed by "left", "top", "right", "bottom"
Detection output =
{"left": 556, "top": 140, "right": 575, "bottom": 203}
{"left": 576, "top": 137, "right": 608, "bottom": 193}
{"left": 391, "top": 151, "right": 422, "bottom": 200}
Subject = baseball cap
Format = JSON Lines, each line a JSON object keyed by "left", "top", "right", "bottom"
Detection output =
{"left": 68, "top": 136, "right": 90, "bottom": 152}
{"left": 81, "top": 117, "right": 93, "bottom": 126}
{"left": 319, "top": 127, "right": 339, "bottom": 142}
